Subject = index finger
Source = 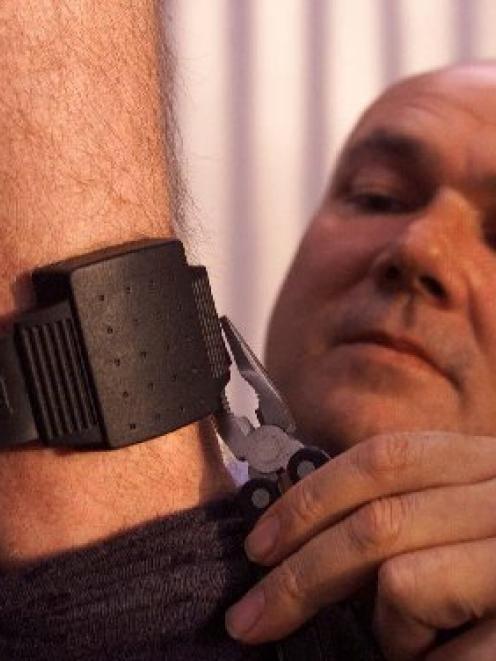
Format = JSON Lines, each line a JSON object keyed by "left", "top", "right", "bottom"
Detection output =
{"left": 245, "top": 431, "right": 496, "bottom": 565}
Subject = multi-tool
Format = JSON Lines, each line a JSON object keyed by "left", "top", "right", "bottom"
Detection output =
{"left": 217, "top": 317, "right": 329, "bottom": 660}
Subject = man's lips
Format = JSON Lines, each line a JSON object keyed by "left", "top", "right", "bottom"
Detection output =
{"left": 339, "top": 331, "right": 442, "bottom": 375}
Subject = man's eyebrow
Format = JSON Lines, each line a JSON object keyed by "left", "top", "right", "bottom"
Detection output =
{"left": 474, "top": 174, "right": 496, "bottom": 197}
{"left": 334, "top": 129, "right": 438, "bottom": 181}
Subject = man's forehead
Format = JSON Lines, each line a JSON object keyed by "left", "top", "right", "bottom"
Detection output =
{"left": 355, "top": 65, "right": 496, "bottom": 137}
{"left": 334, "top": 65, "right": 496, "bottom": 178}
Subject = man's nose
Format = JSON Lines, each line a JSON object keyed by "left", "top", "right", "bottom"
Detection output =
{"left": 371, "top": 188, "right": 477, "bottom": 308}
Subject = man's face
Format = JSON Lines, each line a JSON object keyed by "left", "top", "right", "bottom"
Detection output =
{"left": 266, "top": 66, "right": 496, "bottom": 455}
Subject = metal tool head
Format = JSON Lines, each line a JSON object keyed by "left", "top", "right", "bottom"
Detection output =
{"left": 220, "top": 316, "right": 296, "bottom": 434}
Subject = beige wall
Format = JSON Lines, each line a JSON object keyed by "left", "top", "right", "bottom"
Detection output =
{"left": 169, "top": 0, "right": 496, "bottom": 417}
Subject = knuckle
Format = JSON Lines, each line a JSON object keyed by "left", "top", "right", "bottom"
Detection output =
{"left": 288, "top": 476, "right": 322, "bottom": 528}
{"left": 430, "top": 546, "right": 483, "bottom": 627}
{"left": 271, "top": 558, "right": 308, "bottom": 606}
{"left": 349, "top": 495, "right": 412, "bottom": 554}
{"left": 378, "top": 556, "right": 417, "bottom": 611}
{"left": 379, "top": 550, "right": 479, "bottom": 631}
{"left": 355, "top": 434, "right": 418, "bottom": 483}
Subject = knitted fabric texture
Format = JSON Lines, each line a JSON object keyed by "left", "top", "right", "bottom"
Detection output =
{"left": 0, "top": 496, "right": 382, "bottom": 660}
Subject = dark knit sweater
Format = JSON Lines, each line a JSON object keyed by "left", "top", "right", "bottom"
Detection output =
{"left": 0, "top": 497, "right": 383, "bottom": 660}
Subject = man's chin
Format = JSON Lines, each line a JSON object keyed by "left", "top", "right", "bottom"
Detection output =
{"left": 288, "top": 384, "right": 458, "bottom": 456}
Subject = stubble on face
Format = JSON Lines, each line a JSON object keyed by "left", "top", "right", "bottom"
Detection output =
{"left": 266, "top": 63, "right": 496, "bottom": 455}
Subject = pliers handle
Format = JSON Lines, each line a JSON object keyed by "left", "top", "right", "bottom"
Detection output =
{"left": 237, "top": 446, "right": 329, "bottom": 528}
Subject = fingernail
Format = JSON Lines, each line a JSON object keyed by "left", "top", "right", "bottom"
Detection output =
{"left": 225, "top": 587, "right": 266, "bottom": 639}
{"left": 245, "top": 516, "right": 280, "bottom": 560}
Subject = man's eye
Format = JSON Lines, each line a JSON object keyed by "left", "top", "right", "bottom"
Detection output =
{"left": 347, "top": 192, "right": 408, "bottom": 214}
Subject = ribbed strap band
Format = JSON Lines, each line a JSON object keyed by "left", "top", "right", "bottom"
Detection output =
{"left": 191, "top": 266, "right": 231, "bottom": 384}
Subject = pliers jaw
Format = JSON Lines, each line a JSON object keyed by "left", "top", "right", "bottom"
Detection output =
{"left": 216, "top": 317, "right": 328, "bottom": 527}
{"left": 219, "top": 317, "right": 296, "bottom": 433}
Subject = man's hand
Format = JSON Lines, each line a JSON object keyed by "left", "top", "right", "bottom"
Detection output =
{"left": 225, "top": 432, "right": 496, "bottom": 660}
